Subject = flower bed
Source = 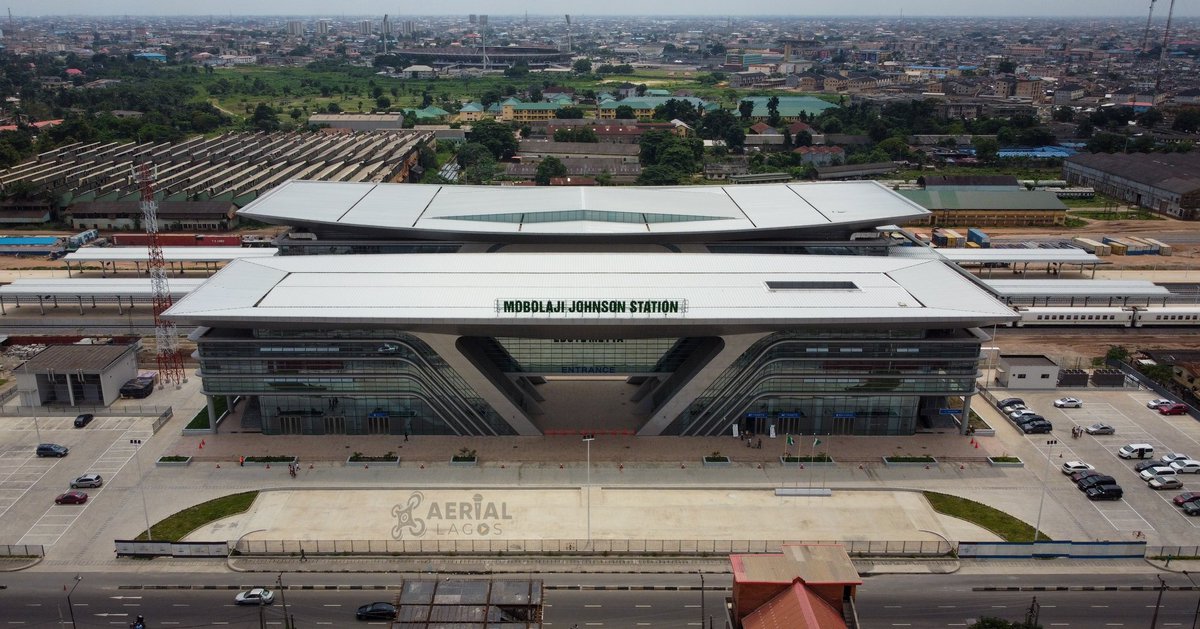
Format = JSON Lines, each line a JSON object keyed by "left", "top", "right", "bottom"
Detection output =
{"left": 156, "top": 455, "right": 192, "bottom": 467}
{"left": 883, "top": 455, "right": 938, "bottom": 466}
{"left": 779, "top": 455, "right": 835, "bottom": 467}
{"left": 987, "top": 456, "right": 1024, "bottom": 468}
{"left": 242, "top": 455, "right": 297, "bottom": 467}
{"left": 347, "top": 452, "right": 400, "bottom": 466}
{"left": 702, "top": 454, "right": 731, "bottom": 467}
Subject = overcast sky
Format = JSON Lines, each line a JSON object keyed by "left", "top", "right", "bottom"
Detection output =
{"left": 10, "top": 1, "right": 1200, "bottom": 18}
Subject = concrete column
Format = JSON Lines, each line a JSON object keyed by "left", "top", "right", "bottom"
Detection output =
{"left": 65, "top": 372, "right": 76, "bottom": 406}
{"left": 960, "top": 392, "right": 975, "bottom": 436}
{"left": 206, "top": 395, "right": 218, "bottom": 433}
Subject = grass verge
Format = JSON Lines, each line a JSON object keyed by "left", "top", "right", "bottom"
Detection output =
{"left": 923, "top": 490, "right": 1051, "bottom": 542}
{"left": 135, "top": 491, "right": 258, "bottom": 542}
{"left": 187, "top": 395, "right": 229, "bottom": 430}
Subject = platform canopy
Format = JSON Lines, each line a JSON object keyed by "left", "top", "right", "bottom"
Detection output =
{"left": 0, "top": 278, "right": 206, "bottom": 298}
{"left": 981, "top": 279, "right": 1170, "bottom": 300}
{"left": 895, "top": 247, "right": 1101, "bottom": 266}
{"left": 166, "top": 252, "right": 1017, "bottom": 332}
{"left": 64, "top": 247, "right": 278, "bottom": 263}
{"left": 237, "top": 180, "right": 931, "bottom": 242}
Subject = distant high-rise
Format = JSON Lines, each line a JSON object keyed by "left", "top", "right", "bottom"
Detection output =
{"left": 359, "top": 20, "right": 374, "bottom": 35}
{"left": 382, "top": 15, "right": 391, "bottom": 35}
{"left": 478, "top": 14, "right": 488, "bottom": 26}
{"left": 286, "top": 20, "right": 303, "bottom": 37}
{"left": 316, "top": 20, "right": 330, "bottom": 35}
{"left": 401, "top": 21, "right": 415, "bottom": 36}
{"left": 469, "top": 14, "right": 477, "bottom": 25}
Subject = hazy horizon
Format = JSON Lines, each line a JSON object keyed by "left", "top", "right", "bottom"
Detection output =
{"left": 8, "top": 1, "right": 1200, "bottom": 19}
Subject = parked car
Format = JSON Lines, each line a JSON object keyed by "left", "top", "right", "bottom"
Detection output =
{"left": 70, "top": 474, "right": 103, "bottom": 489}
{"left": 1148, "top": 399, "right": 1174, "bottom": 409}
{"left": 1173, "top": 492, "right": 1200, "bottom": 506}
{"left": 1161, "top": 453, "right": 1192, "bottom": 464}
{"left": 73, "top": 413, "right": 94, "bottom": 428}
{"left": 36, "top": 443, "right": 69, "bottom": 458}
{"left": 1009, "top": 409, "right": 1040, "bottom": 420}
{"left": 54, "top": 490, "right": 88, "bottom": 505}
{"left": 1078, "top": 475, "right": 1118, "bottom": 490}
{"left": 1085, "top": 423, "right": 1115, "bottom": 435}
{"left": 1135, "top": 460, "right": 1165, "bottom": 473}
{"left": 1086, "top": 485, "right": 1124, "bottom": 501}
{"left": 997, "top": 398, "right": 1025, "bottom": 408}
{"left": 1022, "top": 420, "right": 1053, "bottom": 434}
{"left": 1149, "top": 476, "right": 1184, "bottom": 490}
{"left": 1071, "top": 469, "right": 1101, "bottom": 483}
{"left": 1139, "top": 466, "right": 1177, "bottom": 481}
{"left": 1184, "top": 501, "right": 1200, "bottom": 516}
{"left": 1170, "top": 460, "right": 1200, "bottom": 474}
{"left": 1061, "top": 461, "right": 1095, "bottom": 475}
{"left": 234, "top": 588, "right": 274, "bottom": 605}
{"left": 1159, "top": 403, "right": 1189, "bottom": 416}
{"left": 1054, "top": 397, "right": 1083, "bottom": 408}
{"left": 356, "top": 602, "right": 398, "bottom": 621}
{"left": 1118, "top": 444, "right": 1155, "bottom": 459}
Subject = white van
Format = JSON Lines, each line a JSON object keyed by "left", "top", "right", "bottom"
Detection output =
{"left": 1118, "top": 443, "right": 1155, "bottom": 459}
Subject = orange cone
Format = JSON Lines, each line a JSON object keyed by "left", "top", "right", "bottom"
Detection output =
{"left": 974, "top": 442, "right": 979, "bottom": 448}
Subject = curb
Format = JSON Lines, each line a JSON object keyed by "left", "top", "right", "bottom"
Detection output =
{"left": 974, "top": 585, "right": 1200, "bottom": 591}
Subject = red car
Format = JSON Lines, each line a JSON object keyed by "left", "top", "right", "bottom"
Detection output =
{"left": 1174, "top": 492, "right": 1200, "bottom": 506}
{"left": 1159, "top": 403, "right": 1189, "bottom": 416}
{"left": 54, "top": 491, "right": 88, "bottom": 505}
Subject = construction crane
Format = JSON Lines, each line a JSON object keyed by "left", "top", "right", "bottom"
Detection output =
{"left": 1141, "top": 0, "right": 1157, "bottom": 53}
{"left": 1155, "top": 0, "right": 1176, "bottom": 95}
{"left": 132, "top": 162, "right": 185, "bottom": 389}
{"left": 565, "top": 14, "right": 572, "bottom": 53}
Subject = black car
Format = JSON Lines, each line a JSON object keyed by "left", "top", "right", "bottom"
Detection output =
{"left": 1022, "top": 420, "right": 1053, "bottom": 434}
{"left": 1070, "top": 469, "right": 1101, "bottom": 483}
{"left": 1134, "top": 460, "right": 1163, "bottom": 473}
{"left": 1183, "top": 502, "right": 1200, "bottom": 517}
{"left": 1078, "top": 475, "right": 1118, "bottom": 491}
{"left": 356, "top": 602, "right": 397, "bottom": 621}
{"left": 73, "top": 414, "right": 94, "bottom": 428}
{"left": 1012, "top": 414, "right": 1046, "bottom": 425}
{"left": 1086, "top": 485, "right": 1124, "bottom": 501}
{"left": 997, "top": 398, "right": 1025, "bottom": 409}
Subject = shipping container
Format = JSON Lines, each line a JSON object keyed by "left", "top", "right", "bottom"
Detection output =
{"left": 966, "top": 228, "right": 991, "bottom": 248}
{"left": 1143, "top": 238, "right": 1172, "bottom": 256}
{"left": 1101, "top": 236, "right": 1128, "bottom": 256}
{"left": 1071, "top": 237, "right": 1110, "bottom": 256}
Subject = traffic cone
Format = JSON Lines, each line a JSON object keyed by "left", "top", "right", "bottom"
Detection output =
{"left": 974, "top": 442, "right": 978, "bottom": 449}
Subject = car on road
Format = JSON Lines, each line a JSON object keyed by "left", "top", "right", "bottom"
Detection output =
{"left": 234, "top": 588, "right": 274, "bottom": 605}
{"left": 1173, "top": 492, "right": 1200, "bottom": 506}
{"left": 1078, "top": 475, "right": 1118, "bottom": 491}
{"left": 1161, "top": 453, "right": 1193, "bottom": 464}
{"left": 997, "top": 398, "right": 1025, "bottom": 409}
{"left": 54, "top": 490, "right": 88, "bottom": 505}
{"left": 1148, "top": 399, "right": 1174, "bottom": 409}
{"left": 1085, "top": 423, "right": 1115, "bottom": 435}
{"left": 1170, "top": 460, "right": 1200, "bottom": 474}
{"left": 36, "top": 443, "right": 69, "bottom": 457}
{"left": 1054, "top": 397, "right": 1083, "bottom": 408}
{"left": 1022, "top": 420, "right": 1053, "bottom": 434}
{"left": 1071, "top": 469, "right": 1102, "bottom": 483}
{"left": 356, "top": 602, "right": 398, "bottom": 621}
{"left": 1159, "top": 403, "right": 1190, "bottom": 416}
{"left": 1061, "top": 461, "right": 1095, "bottom": 475}
{"left": 1139, "top": 466, "right": 1178, "bottom": 481}
{"left": 70, "top": 474, "right": 103, "bottom": 489}
{"left": 1086, "top": 485, "right": 1124, "bottom": 501}
{"left": 1149, "top": 476, "right": 1184, "bottom": 490}
{"left": 73, "top": 413, "right": 94, "bottom": 428}
{"left": 1184, "top": 501, "right": 1200, "bottom": 516}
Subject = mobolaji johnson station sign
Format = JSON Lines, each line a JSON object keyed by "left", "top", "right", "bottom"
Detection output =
{"left": 497, "top": 299, "right": 687, "bottom": 316}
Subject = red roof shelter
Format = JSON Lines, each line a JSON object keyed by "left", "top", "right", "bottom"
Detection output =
{"left": 730, "top": 544, "right": 862, "bottom": 629}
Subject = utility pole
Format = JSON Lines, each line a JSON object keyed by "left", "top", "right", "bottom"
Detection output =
{"left": 1033, "top": 439, "right": 1057, "bottom": 542}
{"left": 277, "top": 573, "right": 291, "bottom": 629}
{"left": 66, "top": 574, "right": 81, "bottom": 628}
{"left": 1182, "top": 571, "right": 1200, "bottom": 629}
{"left": 1150, "top": 574, "right": 1167, "bottom": 629}
{"left": 699, "top": 572, "right": 705, "bottom": 628}
{"left": 130, "top": 438, "right": 153, "bottom": 541}
{"left": 582, "top": 434, "right": 594, "bottom": 549}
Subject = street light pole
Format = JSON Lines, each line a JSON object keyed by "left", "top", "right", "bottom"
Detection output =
{"left": 1033, "top": 438, "right": 1057, "bottom": 543}
{"left": 130, "top": 438, "right": 153, "bottom": 541}
{"left": 700, "top": 572, "right": 705, "bottom": 629}
{"left": 1183, "top": 571, "right": 1200, "bottom": 629}
{"left": 1150, "top": 574, "right": 1167, "bottom": 629}
{"left": 582, "top": 434, "right": 595, "bottom": 550}
{"left": 277, "top": 573, "right": 291, "bottom": 629}
{"left": 66, "top": 574, "right": 81, "bottom": 627}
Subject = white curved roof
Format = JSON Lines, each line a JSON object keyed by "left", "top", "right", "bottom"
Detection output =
{"left": 65, "top": 247, "right": 278, "bottom": 263}
{"left": 236, "top": 180, "right": 930, "bottom": 240}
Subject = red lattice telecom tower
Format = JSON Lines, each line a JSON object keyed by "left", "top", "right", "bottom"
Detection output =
{"left": 133, "top": 162, "right": 185, "bottom": 388}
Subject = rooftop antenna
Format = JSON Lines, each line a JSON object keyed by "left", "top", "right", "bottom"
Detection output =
{"left": 565, "top": 14, "right": 571, "bottom": 53}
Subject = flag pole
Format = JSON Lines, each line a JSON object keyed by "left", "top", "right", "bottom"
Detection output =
{"left": 809, "top": 437, "right": 816, "bottom": 489}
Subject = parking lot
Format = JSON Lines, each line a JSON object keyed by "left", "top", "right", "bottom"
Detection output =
{"left": 989, "top": 387, "right": 1200, "bottom": 539}
{"left": 0, "top": 414, "right": 154, "bottom": 547}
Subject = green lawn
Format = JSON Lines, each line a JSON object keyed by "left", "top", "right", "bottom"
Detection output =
{"left": 923, "top": 491, "right": 1051, "bottom": 542}
{"left": 187, "top": 395, "right": 228, "bottom": 430}
{"left": 135, "top": 491, "right": 258, "bottom": 542}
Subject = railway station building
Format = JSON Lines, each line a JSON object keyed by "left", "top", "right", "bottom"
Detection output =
{"left": 166, "top": 181, "right": 1018, "bottom": 438}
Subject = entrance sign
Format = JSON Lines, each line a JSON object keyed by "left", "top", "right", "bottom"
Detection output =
{"left": 498, "top": 299, "right": 687, "bottom": 317}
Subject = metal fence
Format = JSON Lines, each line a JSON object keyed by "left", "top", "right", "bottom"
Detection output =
{"left": 150, "top": 407, "right": 174, "bottom": 434}
{"left": 0, "top": 405, "right": 173, "bottom": 417}
{"left": 0, "top": 544, "right": 44, "bottom": 557}
{"left": 233, "top": 538, "right": 954, "bottom": 557}
{"left": 1148, "top": 545, "right": 1200, "bottom": 558}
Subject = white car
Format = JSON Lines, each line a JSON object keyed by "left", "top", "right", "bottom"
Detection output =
{"left": 1161, "top": 453, "right": 1192, "bottom": 464}
{"left": 234, "top": 588, "right": 275, "bottom": 605}
{"left": 1061, "top": 461, "right": 1095, "bottom": 475}
{"left": 1148, "top": 399, "right": 1173, "bottom": 409}
{"left": 1009, "top": 409, "right": 1040, "bottom": 420}
{"left": 1170, "top": 460, "right": 1200, "bottom": 474}
{"left": 1054, "top": 397, "right": 1083, "bottom": 408}
{"left": 1139, "top": 466, "right": 1178, "bottom": 481}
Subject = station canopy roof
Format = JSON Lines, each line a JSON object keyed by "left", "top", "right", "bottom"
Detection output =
{"left": 892, "top": 247, "right": 1101, "bottom": 266}
{"left": 165, "top": 252, "right": 1017, "bottom": 332}
{"left": 236, "top": 180, "right": 931, "bottom": 242}
{"left": 981, "top": 279, "right": 1170, "bottom": 299}
{"left": 64, "top": 247, "right": 278, "bottom": 263}
{"left": 0, "top": 278, "right": 206, "bottom": 299}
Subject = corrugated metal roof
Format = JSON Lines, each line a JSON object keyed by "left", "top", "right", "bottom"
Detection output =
{"left": 237, "top": 180, "right": 930, "bottom": 238}
{"left": 898, "top": 189, "right": 1068, "bottom": 211}
{"left": 0, "top": 278, "right": 205, "bottom": 298}
{"left": 64, "top": 247, "right": 278, "bottom": 263}
{"left": 165, "top": 252, "right": 1017, "bottom": 328}
{"left": 16, "top": 344, "right": 136, "bottom": 372}
{"left": 892, "top": 247, "right": 1099, "bottom": 265}
{"left": 982, "top": 279, "right": 1170, "bottom": 298}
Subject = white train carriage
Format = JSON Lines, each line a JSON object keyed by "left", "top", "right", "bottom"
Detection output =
{"left": 1132, "top": 306, "right": 1200, "bottom": 327}
{"left": 1012, "top": 306, "right": 1134, "bottom": 327}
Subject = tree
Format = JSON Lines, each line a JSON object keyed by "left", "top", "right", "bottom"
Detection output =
{"left": 1173, "top": 109, "right": 1200, "bottom": 133}
{"left": 614, "top": 104, "right": 636, "bottom": 120}
{"left": 653, "top": 99, "right": 701, "bottom": 125}
{"left": 555, "top": 106, "right": 585, "bottom": 119}
{"left": 972, "top": 136, "right": 999, "bottom": 162}
{"left": 997, "top": 60, "right": 1017, "bottom": 74}
{"left": 455, "top": 142, "right": 493, "bottom": 168}
{"left": 534, "top": 156, "right": 568, "bottom": 185}
{"left": 1136, "top": 107, "right": 1164, "bottom": 129}
{"left": 767, "top": 96, "right": 781, "bottom": 127}
{"left": 658, "top": 145, "right": 697, "bottom": 174}
{"left": 375, "top": 96, "right": 391, "bottom": 110}
{"left": 635, "top": 84, "right": 648, "bottom": 97}
{"left": 637, "top": 164, "right": 682, "bottom": 185}
{"left": 1052, "top": 106, "right": 1075, "bottom": 123}
{"left": 553, "top": 127, "right": 598, "bottom": 143}
{"left": 572, "top": 59, "right": 592, "bottom": 75}
{"left": 738, "top": 100, "right": 755, "bottom": 121}
{"left": 504, "top": 62, "right": 530, "bottom": 78}
{"left": 250, "top": 103, "right": 279, "bottom": 132}
{"left": 876, "top": 137, "right": 911, "bottom": 161}
{"left": 466, "top": 119, "right": 518, "bottom": 160}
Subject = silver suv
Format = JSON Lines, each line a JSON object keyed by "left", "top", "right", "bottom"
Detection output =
{"left": 70, "top": 474, "right": 103, "bottom": 488}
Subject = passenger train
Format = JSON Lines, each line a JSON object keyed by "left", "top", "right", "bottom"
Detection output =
{"left": 1010, "top": 306, "right": 1200, "bottom": 327}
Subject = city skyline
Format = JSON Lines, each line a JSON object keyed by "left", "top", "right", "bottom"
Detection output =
{"left": 8, "top": 1, "right": 1200, "bottom": 18}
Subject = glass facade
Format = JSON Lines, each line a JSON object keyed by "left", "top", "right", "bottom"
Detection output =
{"left": 444, "top": 210, "right": 731, "bottom": 224}
{"left": 667, "top": 329, "right": 981, "bottom": 436}
{"left": 488, "top": 337, "right": 691, "bottom": 375}
{"left": 196, "top": 329, "right": 513, "bottom": 436}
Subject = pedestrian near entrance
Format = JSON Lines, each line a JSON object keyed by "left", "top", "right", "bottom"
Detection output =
{"left": 239, "top": 455, "right": 245, "bottom": 467}
{"left": 300, "top": 548, "right": 307, "bottom": 562}
{"left": 404, "top": 430, "right": 410, "bottom": 442}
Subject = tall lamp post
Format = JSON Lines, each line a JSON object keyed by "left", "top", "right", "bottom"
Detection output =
{"left": 277, "top": 573, "right": 291, "bottom": 629}
{"left": 582, "top": 434, "right": 595, "bottom": 549}
{"left": 130, "top": 438, "right": 153, "bottom": 540}
{"left": 66, "top": 574, "right": 81, "bottom": 627}
{"left": 1033, "top": 438, "right": 1057, "bottom": 543}
{"left": 1183, "top": 571, "right": 1200, "bottom": 629}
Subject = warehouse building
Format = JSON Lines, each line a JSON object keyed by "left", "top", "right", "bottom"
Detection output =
{"left": 898, "top": 189, "right": 1069, "bottom": 227}
{"left": 1063, "top": 153, "right": 1200, "bottom": 219}
{"left": 166, "top": 181, "right": 1016, "bottom": 438}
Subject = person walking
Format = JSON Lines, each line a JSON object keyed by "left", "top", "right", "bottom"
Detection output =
{"left": 300, "top": 548, "right": 307, "bottom": 562}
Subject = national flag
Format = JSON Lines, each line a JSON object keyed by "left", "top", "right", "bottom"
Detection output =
{"left": 813, "top": 438, "right": 822, "bottom": 447}
{"left": 786, "top": 435, "right": 795, "bottom": 446}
